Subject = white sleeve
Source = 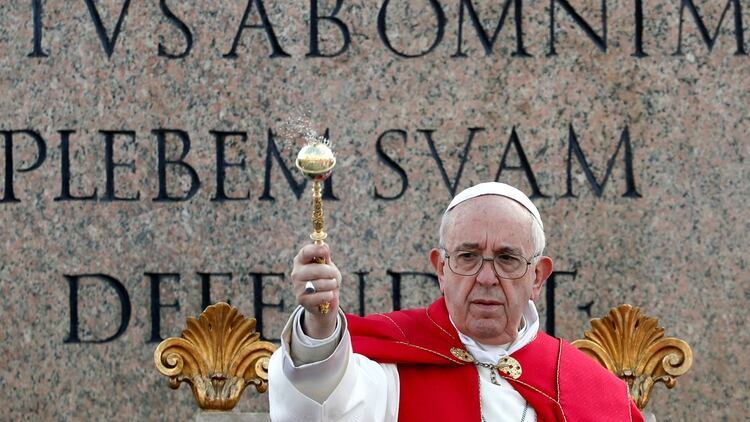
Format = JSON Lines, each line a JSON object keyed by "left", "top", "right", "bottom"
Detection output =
{"left": 269, "top": 307, "right": 400, "bottom": 422}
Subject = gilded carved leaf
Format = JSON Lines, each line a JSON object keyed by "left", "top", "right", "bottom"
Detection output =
{"left": 154, "top": 302, "right": 278, "bottom": 410}
{"left": 572, "top": 304, "right": 693, "bottom": 410}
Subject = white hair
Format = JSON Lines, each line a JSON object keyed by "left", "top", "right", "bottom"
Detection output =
{"left": 438, "top": 201, "right": 546, "bottom": 260}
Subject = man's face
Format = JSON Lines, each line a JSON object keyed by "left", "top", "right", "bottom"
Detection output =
{"left": 430, "top": 196, "right": 553, "bottom": 345}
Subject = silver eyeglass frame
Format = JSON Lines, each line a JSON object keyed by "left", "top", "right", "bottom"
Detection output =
{"left": 442, "top": 250, "right": 541, "bottom": 279}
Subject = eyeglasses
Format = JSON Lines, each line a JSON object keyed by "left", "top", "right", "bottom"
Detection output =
{"left": 443, "top": 250, "right": 539, "bottom": 279}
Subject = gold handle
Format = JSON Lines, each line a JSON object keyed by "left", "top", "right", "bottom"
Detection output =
{"left": 309, "top": 180, "right": 327, "bottom": 243}
{"left": 295, "top": 140, "right": 336, "bottom": 315}
{"left": 310, "top": 180, "right": 330, "bottom": 313}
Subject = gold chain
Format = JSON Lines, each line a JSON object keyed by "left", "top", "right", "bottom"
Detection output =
{"left": 476, "top": 362, "right": 529, "bottom": 422}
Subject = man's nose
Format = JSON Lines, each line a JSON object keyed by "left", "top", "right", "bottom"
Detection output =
{"left": 475, "top": 259, "right": 499, "bottom": 285}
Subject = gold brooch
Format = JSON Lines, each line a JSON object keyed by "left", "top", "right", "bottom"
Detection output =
{"left": 496, "top": 356, "right": 522, "bottom": 380}
{"left": 450, "top": 347, "right": 475, "bottom": 363}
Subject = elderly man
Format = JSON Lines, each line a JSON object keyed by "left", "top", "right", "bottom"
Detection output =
{"left": 269, "top": 182, "right": 643, "bottom": 421}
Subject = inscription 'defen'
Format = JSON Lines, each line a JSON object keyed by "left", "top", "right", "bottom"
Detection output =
{"left": 63, "top": 269, "right": 583, "bottom": 344}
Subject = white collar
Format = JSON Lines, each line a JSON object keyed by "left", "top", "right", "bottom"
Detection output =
{"left": 453, "top": 300, "right": 540, "bottom": 365}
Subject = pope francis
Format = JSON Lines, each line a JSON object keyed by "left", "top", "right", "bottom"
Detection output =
{"left": 268, "top": 182, "right": 644, "bottom": 422}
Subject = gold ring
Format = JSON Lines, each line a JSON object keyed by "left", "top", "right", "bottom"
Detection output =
{"left": 318, "top": 302, "right": 331, "bottom": 314}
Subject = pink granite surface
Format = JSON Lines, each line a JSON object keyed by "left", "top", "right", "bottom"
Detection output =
{"left": 0, "top": 1, "right": 748, "bottom": 420}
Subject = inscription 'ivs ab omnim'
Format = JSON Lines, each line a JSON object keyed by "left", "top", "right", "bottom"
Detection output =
{"left": 0, "top": 125, "right": 640, "bottom": 204}
{"left": 21, "top": 0, "right": 749, "bottom": 59}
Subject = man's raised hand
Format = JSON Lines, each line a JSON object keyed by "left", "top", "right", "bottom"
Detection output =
{"left": 291, "top": 243, "right": 341, "bottom": 339}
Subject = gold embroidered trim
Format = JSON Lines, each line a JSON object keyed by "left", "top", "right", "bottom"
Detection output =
{"left": 376, "top": 313, "right": 407, "bottom": 340}
{"left": 374, "top": 312, "right": 465, "bottom": 365}
{"left": 426, "top": 308, "right": 458, "bottom": 342}
{"left": 395, "top": 341, "right": 465, "bottom": 364}
{"left": 506, "top": 378, "right": 568, "bottom": 422}
{"left": 627, "top": 382, "right": 633, "bottom": 422}
{"left": 506, "top": 378, "right": 556, "bottom": 403}
{"left": 504, "top": 343, "right": 567, "bottom": 422}
{"left": 555, "top": 338, "right": 563, "bottom": 401}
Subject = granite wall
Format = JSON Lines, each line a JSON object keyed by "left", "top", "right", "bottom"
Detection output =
{"left": 1, "top": 0, "right": 748, "bottom": 420}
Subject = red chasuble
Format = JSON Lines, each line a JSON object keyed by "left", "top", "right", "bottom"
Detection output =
{"left": 346, "top": 298, "right": 644, "bottom": 422}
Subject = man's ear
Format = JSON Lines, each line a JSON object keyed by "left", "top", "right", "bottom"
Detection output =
{"left": 430, "top": 248, "right": 446, "bottom": 292}
{"left": 530, "top": 256, "right": 553, "bottom": 301}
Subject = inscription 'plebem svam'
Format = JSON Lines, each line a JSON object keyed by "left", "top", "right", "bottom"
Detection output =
{"left": 0, "top": 124, "right": 640, "bottom": 204}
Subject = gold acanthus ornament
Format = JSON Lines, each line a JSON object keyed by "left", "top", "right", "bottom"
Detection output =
{"left": 571, "top": 304, "right": 693, "bottom": 410}
{"left": 154, "top": 302, "right": 278, "bottom": 410}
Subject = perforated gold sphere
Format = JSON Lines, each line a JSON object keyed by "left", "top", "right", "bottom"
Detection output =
{"left": 296, "top": 142, "right": 336, "bottom": 180}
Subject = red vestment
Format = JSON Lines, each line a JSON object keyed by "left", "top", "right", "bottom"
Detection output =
{"left": 346, "top": 298, "right": 644, "bottom": 422}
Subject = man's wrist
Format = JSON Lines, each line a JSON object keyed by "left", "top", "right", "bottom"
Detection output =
{"left": 292, "top": 307, "right": 343, "bottom": 350}
{"left": 301, "top": 309, "right": 339, "bottom": 339}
